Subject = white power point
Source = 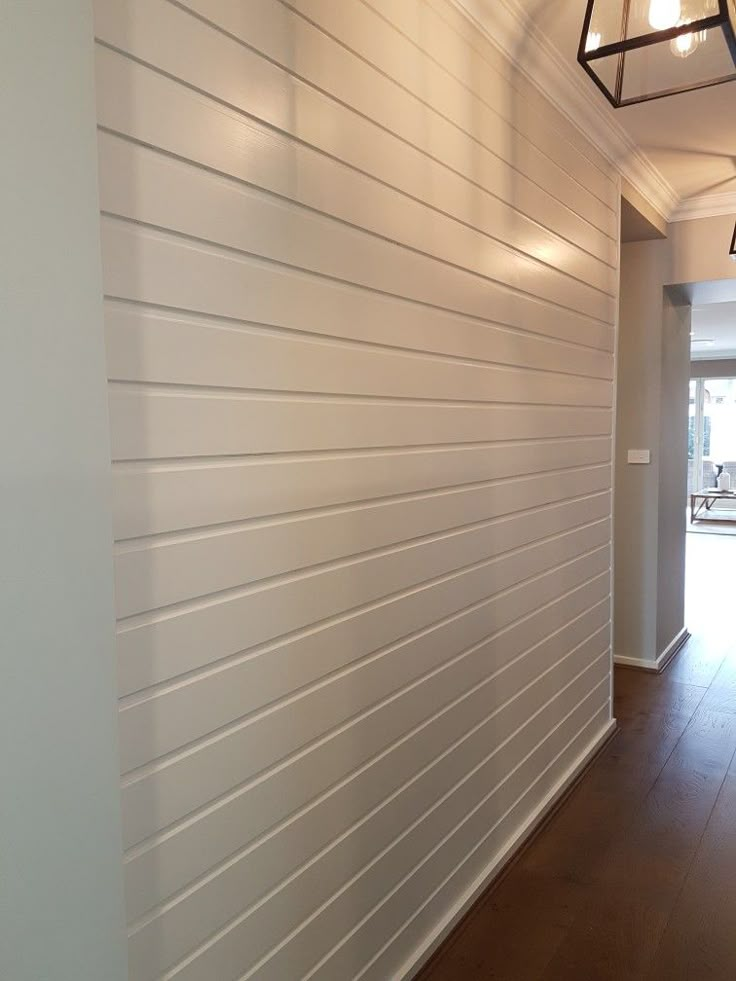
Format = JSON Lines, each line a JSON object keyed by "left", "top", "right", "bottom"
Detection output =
{"left": 627, "top": 449, "right": 651, "bottom": 464}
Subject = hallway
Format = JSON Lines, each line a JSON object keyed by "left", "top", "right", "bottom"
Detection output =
{"left": 421, "top": 533, "right": 736, "bottom": 980}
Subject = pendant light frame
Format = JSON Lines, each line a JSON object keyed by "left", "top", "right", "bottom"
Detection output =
{"left": 730, "top": 221, "right": 736, "bottom": 260}
{"left": 578, "top": 0, "right": 736, "bottom": 107}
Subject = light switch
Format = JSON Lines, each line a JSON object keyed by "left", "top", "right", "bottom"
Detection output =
{"left": 627, "top": 449, "right": 651, "bottom": 464}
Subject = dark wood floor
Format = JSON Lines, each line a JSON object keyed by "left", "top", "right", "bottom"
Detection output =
{"left": 421, "top": 533, "right": 736, "bottom": 981}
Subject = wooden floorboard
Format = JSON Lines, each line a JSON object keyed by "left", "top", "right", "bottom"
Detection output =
{"left": 420, "top": 533, "right": 736, "bottom": 981}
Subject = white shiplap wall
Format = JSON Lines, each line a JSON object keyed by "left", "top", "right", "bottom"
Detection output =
{"left": 93, "top": 0, "right": 617, "bottom": 977}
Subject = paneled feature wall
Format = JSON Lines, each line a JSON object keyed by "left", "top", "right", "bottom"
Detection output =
{"left": 93, "top": 0, "right": 617, "bottom": 976}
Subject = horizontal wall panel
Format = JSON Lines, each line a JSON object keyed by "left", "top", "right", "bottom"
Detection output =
{"left": 121, "top": 555, "right": 609, "bottom": 867}
{"left": 105, "top": 301, "right": 614, "bottom": 400}
{"left": 117, "top": 513, "right": 610, "bottom": 712}
{"left": 119, "top": 525, "right": 610, "bottom": 855}
{"left": 117, "top": 506, "right": 610, "bottom": 700}
{"left": 124, "top": 586, "right": 610, "bottom": 923}
{"left": 318, "top": 704, "right": 611, "bottom": 981}
{"left": 114, "top": 467, "right": 611, "bottom": 618}
{"left": 236, "top": 679, "right": 609, "bottom": 981}
{"left": 113, "top": 437, "right": 612, "bottom": 540}
{"left": 358, "top": 704, "right": 611, "bottom": 981}
{"left": 423, "top": 0, "right": 613, "bottom": 178}
{"left": 105, "top": 299, "right": 614, "bottom": 387}
{"left": 98, "top": 135, "right": 614, "bottom": 324}
{"left": 122, "top": 573, "right": 610, "bottom": 942}
{"left": 93, "top": 0, "right": 617, "bottom": 247}
{"left": 120, "top": 542, "right": 610, "bottom": 815}
{"left": 109, "top": 388, "right": 611, "bottom": 461}
{"left": 122, "top": 568, "right": 610, "bottom": 805}
{"left": 175, "top": 0, "right": 618, "bottom": 232}
{"left": 353, "top": 0, "right": 617, "bottom": 206}
{"left": 140, "top": 661, "right": 609, "bottom": 980}
{"left": 128, "top": 632, "right": 609, "bottom": 978}
{"left": 120, "top": 557, "right": 609, "bottom": 781}
{"left": 103, "top": 305, "right": 612, "bottom": 410}
{"left": 95, "top": 0, "right": 615, "bottom": 973}
{"left": 101, "top": 218, "right": 615, "bottom": 355}
{"left": 95, "top": 51, "right": 616, "bottom": 295}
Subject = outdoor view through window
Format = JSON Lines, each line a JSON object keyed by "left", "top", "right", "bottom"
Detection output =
{"left": 689, "top": 377, "right": 736, "bottom": 498}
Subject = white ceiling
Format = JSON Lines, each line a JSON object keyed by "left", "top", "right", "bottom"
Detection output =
{"left": 691, "top": 300, "right": 736, "bottom": 359}
{"left": 514, "top": 0, "right": 736, "bottom": 203}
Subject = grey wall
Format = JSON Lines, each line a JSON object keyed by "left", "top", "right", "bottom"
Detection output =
{"left": 614, "top": 241, "right": 666, "bottom": 664}
{"left": 657, "top": 292, "right": 691, "bottom": 656}
{"left": 614, "top": 241, "right": 691, "bottom": 666}
{"left": 0, "top": 3, "right": 128, "bottom": 978}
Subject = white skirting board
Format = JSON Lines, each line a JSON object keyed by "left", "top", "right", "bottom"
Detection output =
{"left": 397, "top": 717, "right": 617, "bottom": 980}
{"left": 614, "top": 626, "right": 690, "bottom": 674}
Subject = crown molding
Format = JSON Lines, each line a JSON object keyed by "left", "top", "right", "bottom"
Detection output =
{"left": 670, "top": 190, "right": 736, "bottom": 222}
{"left": 450, "top": 0, "right": 680, "bottom": 221}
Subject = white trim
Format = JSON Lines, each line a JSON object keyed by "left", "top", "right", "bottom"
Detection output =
{"left": 395, "top": 718, "right": 617, "bottom": 980}
{"left": 450, "top": 0, "right": 679, "bottom": 221}
{"left": 670, "top": 191, "right": 736, "bottom": 222}
{"left": 614, "top": 626, "right": 690, "bottom": 673}
{"left": 613, "top": 655, "right": 659, "bottom": 673}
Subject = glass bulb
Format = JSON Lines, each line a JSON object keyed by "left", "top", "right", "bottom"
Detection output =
{"left": 670, "top": 20, "right": 706, "bottom": 58}
{"left": 671, "top": 28, "right": 699, "bottom": 57}
{"left": 648, "top": 0, "right": 681, "bottom": 30}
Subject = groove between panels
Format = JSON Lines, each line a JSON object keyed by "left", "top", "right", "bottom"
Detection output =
{"left": 110, "top": 434, "right": 613, "bottom": 472}
{"left": 110, "top": 433, "right": 614, "bottom": 470}
{"left": 107, "top": 378, "right": 612, "bottom": 410}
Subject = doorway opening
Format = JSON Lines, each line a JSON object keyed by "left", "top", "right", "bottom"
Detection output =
{"left": 688, "top": 376, "right": 736, "bottom": 533}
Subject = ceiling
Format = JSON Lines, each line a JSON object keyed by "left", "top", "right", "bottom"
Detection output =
{"left": 515, "top": 0, "right": 736, "bottom": 203}
{"left": 691, "top": 300, "right": 736, "bottom": 358}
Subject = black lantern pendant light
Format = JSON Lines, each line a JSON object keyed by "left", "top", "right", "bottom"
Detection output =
{"left": 579, "top": 0, "right": 736, "bottom": 107}
{"left": 730, "top": 221, "right": 736, "bottom": 259}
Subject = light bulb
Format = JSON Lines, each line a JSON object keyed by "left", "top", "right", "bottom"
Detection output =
{"left": 670, "top": 19, "right": 706, "bottom": 58}
{"left": 585, "top": 31, "right": 601, "bottom": 52}
{"left": 671, "top": 28, "right": 698, "bottom": 57}
{"left": 648, "top": 0, "right": 681, "bottom": 30}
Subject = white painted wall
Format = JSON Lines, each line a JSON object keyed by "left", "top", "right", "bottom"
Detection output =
{"left": 93, "top": 0, "right": 616, "bottom": 976}
{"left": 0, "top": 3, "right": 127, "bottom": 979}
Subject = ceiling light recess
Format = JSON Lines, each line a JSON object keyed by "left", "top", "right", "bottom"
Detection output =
{"left": 579, "top": 0, "right": 736, "bottom": 107}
